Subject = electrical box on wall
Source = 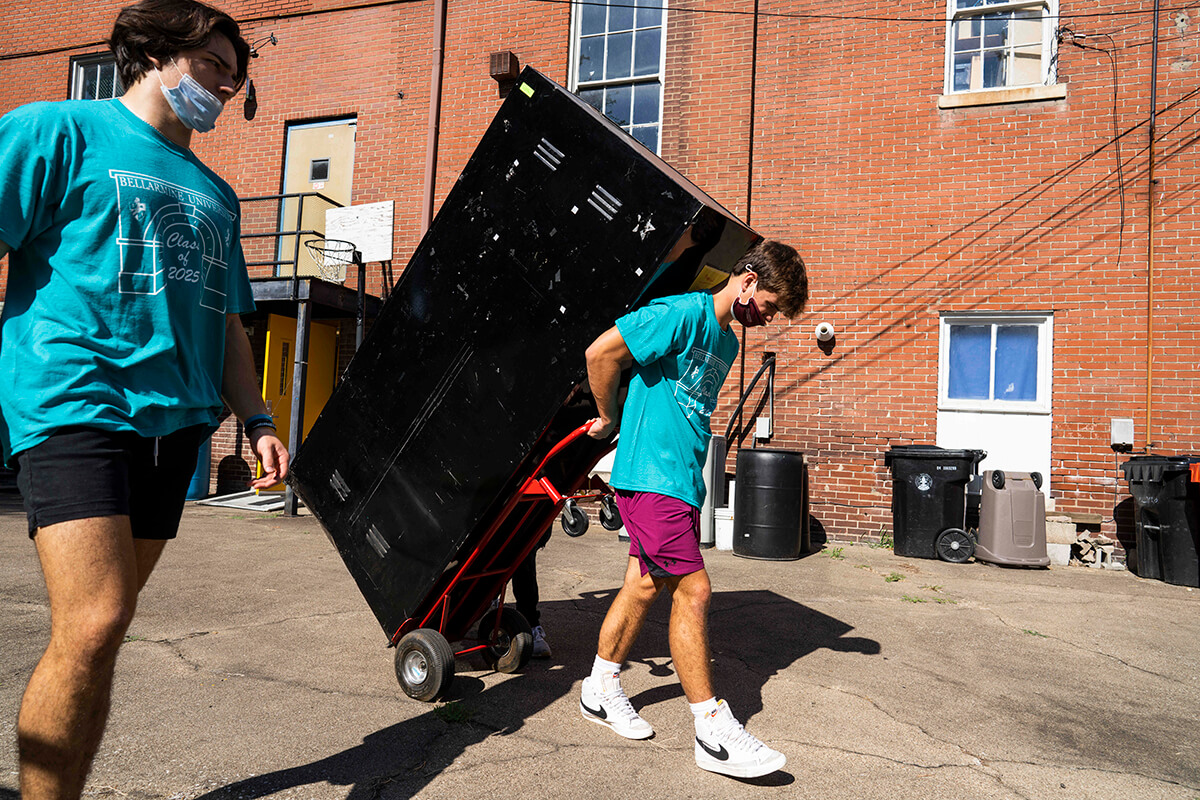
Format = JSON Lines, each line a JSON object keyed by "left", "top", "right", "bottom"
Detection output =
{"left": 1111, "top": 418, "right": 1134, "bottom": 452}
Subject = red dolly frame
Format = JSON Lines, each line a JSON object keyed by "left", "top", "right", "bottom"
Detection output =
{"left": 389, "top": 422, "right": 613, "bottom": 700}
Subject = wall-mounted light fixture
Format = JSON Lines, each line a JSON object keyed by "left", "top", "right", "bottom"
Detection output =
{"left": 489, "top": 51, "right": 520, "bottom": 98}
{"left": 243, "top": 79, "right": 257, "bottom": 120}
{"left": 243, "top": 34, "right": 276, "bottom": 121}
{"left": 250, "top": 33, "right": 278, "bottom": 58}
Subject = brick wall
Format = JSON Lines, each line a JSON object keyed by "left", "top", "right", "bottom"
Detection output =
{"left": 706, "top": 0, "right": 1200, "bottom": 548}
{"left": 2, "top": 0, "right": 1197, "bottom": 555}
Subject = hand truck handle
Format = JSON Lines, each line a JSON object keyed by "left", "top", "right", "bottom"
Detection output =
{"left": 528, "top": 422, "right": 595, "bottom": 479}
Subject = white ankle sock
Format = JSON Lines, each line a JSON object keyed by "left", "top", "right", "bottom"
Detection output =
{"left": 690, "top": 697, "right": 720, "bottom": 719}
{"left": 592, "top": 655, "right": 622, "bottom": 680}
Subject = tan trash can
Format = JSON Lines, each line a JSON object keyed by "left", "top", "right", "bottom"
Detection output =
{"left": 976, "top": 470, "right": 1049, "bottom": 566}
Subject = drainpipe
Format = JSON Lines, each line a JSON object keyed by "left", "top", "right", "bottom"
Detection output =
{"left": 738, "top": 0, "right": 761, "bottom": 406}
{"left": 744, "top": 0, "right": 759, "bottom": 229}
{"left": 1146, "top": 0, "right": 1160, "bottom": 451}
{"left": 421, "top": 0, "right": 447, "bottom": 235}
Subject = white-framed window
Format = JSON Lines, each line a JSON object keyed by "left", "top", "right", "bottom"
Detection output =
{"left": 943, "top": 0, "right": 1057, "bottom": 94}
{"left": 568, "top": 0, "right": 666, "bottom": 153}
{"left": 938, "top": 313, "right": 1053, "bottom": 413}
{"left": 70, "top": 54, "right": 124, "bottom": 100}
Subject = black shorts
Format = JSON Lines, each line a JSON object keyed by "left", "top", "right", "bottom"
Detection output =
{"left": 15, "top": 425, "right": 209, "bottom": 539}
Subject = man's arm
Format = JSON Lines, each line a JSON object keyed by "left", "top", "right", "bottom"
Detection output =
{"left": 222, "top": 313, "right": 289, "bottom": 489}
{"left": 584, "top": 325, "right": 634, "bottom": 439}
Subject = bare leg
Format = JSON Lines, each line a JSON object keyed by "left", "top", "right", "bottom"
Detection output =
{"left": 596, "top": 557, "right": 662, "bottom": 663}
{"left": 133, "top": 538, "right": 168, "bottom": 592}
{"left": 663, "top": 568, "right": 714, "bottom": 703}
{"left": 18, "top": 516, "right": 149, "bottom": 800}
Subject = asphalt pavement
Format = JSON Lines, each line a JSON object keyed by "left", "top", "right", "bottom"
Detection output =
{"left": 1, "top": 495, "right": 1198, "bottom": 800}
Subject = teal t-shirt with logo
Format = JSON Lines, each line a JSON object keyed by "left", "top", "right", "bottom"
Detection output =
{"left": 0, "top": 98, "right": 255, "bottom": 463}
{"left": 610, "top": 292, "right": 739, "bottom": 508}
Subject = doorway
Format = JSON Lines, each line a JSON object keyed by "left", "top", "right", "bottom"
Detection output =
{"left": 259, "top": 313, "right": 339, "bottom": 486}
{"left": 936, "top": 313, "right": 1054, "bottom": 497}
{"left": 278, "top": 117, "right": 357, "bottom": 278}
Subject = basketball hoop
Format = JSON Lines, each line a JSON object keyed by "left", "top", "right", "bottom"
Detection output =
{"left": 305, "top": 238, "right": 359, "bottom": 283}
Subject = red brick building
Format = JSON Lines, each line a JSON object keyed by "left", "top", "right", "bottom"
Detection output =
{"left": 1, "top": 0, "right": 1196, "bottom": 556}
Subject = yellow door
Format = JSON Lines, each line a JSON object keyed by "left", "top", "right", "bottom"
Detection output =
{"left": 260, "top": 314, "right": 338, "bottom": 487}
{"left": 277, "top": 117, "right": 357, "bottom": 278}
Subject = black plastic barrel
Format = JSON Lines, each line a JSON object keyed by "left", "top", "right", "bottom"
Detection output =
{"left": 732, "top": 448, "right": 808, "bottom": 561}
{"left": 884, "top": 445, "right": 985, "bottom": 559}
{"left": 1120, "top": 455, "right": 1200, "bottom": 587}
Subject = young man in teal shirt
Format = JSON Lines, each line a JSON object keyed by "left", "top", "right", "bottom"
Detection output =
{"left": 581, "top": 240, "right": 808, "bottom": 779}
{"left": 0, "top": 2, "right": 287, "bottom": 797}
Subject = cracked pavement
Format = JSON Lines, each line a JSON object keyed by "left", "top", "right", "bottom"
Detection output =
{"left": 1, "top": 499, "right": 1198, "bottom": 800}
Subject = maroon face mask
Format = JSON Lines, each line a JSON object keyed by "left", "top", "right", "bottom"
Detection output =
{"left": 732, "top": 282, "right": 767, "bottom": 327}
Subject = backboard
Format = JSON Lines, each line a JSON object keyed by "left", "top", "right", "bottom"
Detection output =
{"left": 326, "top": 201, "right": 394, "bottom": 263}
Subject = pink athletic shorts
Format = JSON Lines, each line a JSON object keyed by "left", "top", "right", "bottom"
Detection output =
{"left": 615, "top": 490, "right": 704, "bottom": 578}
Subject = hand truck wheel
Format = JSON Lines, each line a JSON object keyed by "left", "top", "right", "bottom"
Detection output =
{"left": 599, "top": 494, "right": 623, "bottom": 531}
{"left": 561, "top": 499, "right": 589, "bottom": 537}
{"left": 478, "top": 606, "right": 533, "bottom": 674}
{"left": 395, "top": 628, "right": 455, "bottom": 702}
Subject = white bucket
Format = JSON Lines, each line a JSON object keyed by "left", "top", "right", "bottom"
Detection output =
{"left": 715, "top": 508, "right": 735, "bottom": 551}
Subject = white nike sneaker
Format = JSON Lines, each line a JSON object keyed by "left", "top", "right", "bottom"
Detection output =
{"left": 579, "top": 674, "right": 654, "bottom": 740}
{"left": 694, "top": 700, "right": 786, "bottom": 778}
{"left": 531, "top": 625, "right": 552, "bottom": 659}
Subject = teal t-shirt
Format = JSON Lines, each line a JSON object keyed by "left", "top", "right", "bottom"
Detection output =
{"left": 0, "top": 99, "right": 255, "bottom": 463}
{"left": 610, "top": 292, "right": 739, "bottom": 508}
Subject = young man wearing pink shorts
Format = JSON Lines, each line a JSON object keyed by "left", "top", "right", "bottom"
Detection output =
{"left": 580, "top": 240, "right": 808, "bottom": 778}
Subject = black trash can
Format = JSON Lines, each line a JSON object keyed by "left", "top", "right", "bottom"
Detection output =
{"left": 732, "top": 448, "right": 808, "bottom": 561}
{"left": 884, "top": 445, "right": 986, "bottom": 560}
{"left": 1120, "top": 455, "right": 1200, "bottom": 587}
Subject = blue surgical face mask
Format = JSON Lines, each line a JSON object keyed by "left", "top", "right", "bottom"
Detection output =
{"left": 156, "top": 61, "right": 223, "bottom": 133}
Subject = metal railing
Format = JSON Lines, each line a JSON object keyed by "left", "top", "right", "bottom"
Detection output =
{"left": 239, "top": 191, "right": 343, "bottom": 294}
{"left": 239, "top": 189, "right": 370, "bottom": 346}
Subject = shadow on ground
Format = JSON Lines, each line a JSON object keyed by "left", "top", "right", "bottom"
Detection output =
{"left": 191, "top": 588, "right": 879, "bottom": 799}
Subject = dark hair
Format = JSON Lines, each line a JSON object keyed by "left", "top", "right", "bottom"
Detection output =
{"left": 732, "top": 240, "right": 808, "bottom": 319}
{"left": 109, "top": 0, "right": 250, "bottom": 91}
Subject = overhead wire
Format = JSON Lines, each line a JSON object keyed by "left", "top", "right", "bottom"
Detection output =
{"left": 1058, "top": 27, "right": 1127, "bottom": 272}
{"left": 1110, "top": 33, "right": 1193, "bottom": 49}
{"left": 531, "top": 0, "right": 1200, "bottom": 24}
{"left": 818, "top": 82, "right": 1200, "bottom": 329}
{"left": 1079, "top": 0, "right": 1200, "bottom": 38}
{"left": 1, "top": 0, "right": 1196, "bottom": 62}
{"left": 0, "top": 0, "right": 427, "bottom": 61}
{"left": 1061, "top": 0, "right": 1198, "bottom": 47}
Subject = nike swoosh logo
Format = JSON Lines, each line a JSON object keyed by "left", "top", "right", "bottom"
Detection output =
{"left": 581, "top": 700, "right": 608, "bottom": 720}
{"left": 696, "top": 737, "right": 730, "bottom": 761}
